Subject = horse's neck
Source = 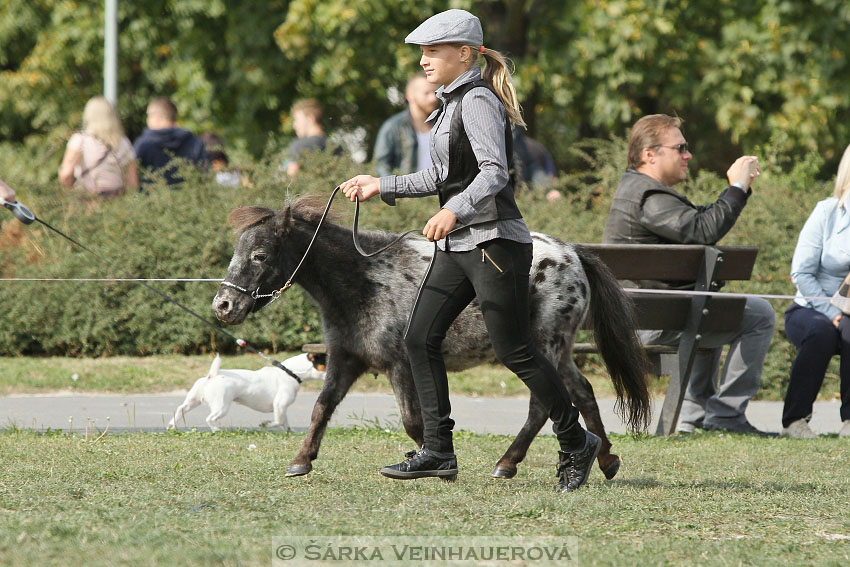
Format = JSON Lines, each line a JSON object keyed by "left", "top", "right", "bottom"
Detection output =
{"left": 286, "top": 220, "right": 363, "bottom": 303}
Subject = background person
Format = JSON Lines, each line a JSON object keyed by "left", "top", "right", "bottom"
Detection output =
{"left": 283, "top": 99, "right": 333, "bottom": 179}
{"left": 133, "top": 96, "right": 207, "bottom": 187}
{"left": 782, "top": 143, "right": 850, "bottom": 439}
{"left": 340, "top": 9, "right": 600, "bottom": 493}
{"left": 373, "top": 72, "right": 439, "bottom": 177}
{"left": 602, "top": 113, "right": 776, "bottom": 436}
{"left": 200, "top": 132, "right": 241, "bottom": 187}
{"left": 58, "top": 96, "right": 137, "bottom": 197}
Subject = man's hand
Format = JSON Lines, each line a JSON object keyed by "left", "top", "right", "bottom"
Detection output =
{"left": 423, "top": 208, "right": 457, "bottom": 242}
{"left": 833, "top": 313, "right": 842, "bottom": 329}
{"left": 726, "top": 156, "right": 762, "bottom": 191}
{"left": 0, "top": 178, "right": 16, "bottom": 202}
{"left": 340, "top": 175, "right": 380, "bottom": 202}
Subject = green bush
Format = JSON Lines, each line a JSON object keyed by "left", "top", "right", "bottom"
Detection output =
{"left": 0, "top": 139, "right": 838, "bottom": 399}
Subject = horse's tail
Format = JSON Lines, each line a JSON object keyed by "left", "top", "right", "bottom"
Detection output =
{"left": 575, "top": 245, "right": 652, "bottom": 431}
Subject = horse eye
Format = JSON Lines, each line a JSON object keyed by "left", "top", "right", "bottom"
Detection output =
{"left": 252, "top": 253, "right": 267, "bottom": 263}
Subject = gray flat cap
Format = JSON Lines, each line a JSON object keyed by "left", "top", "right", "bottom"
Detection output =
{"left": 405, "top": 9, "right": 483, "bottom": 46}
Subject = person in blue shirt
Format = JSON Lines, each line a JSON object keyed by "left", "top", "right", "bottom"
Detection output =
{"left": 133, "top": 97, "right": 207, "bottom": 187}
{"left": 783, "top": 144, "right": 850, "bottom": 439}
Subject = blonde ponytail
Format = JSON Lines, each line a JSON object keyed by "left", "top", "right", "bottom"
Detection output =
{"left": 473, "top": 47, "right": 526, "bottom": 129}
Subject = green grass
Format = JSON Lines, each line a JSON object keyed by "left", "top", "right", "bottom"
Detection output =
{"left": 0, "top": 427, "right": 848, "bottom": 566}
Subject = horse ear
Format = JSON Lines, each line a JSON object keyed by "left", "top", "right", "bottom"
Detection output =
{"left": 275, "top": 206, "right": 292, "bottom": 236}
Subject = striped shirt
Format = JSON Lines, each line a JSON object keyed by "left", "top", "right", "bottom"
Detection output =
{"left": 379, "top": 67, "right": 531, "bottom": 252}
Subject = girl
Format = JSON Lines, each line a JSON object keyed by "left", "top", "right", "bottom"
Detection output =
{"left": 340, "top": 9, "right": 599, "bottom": 492}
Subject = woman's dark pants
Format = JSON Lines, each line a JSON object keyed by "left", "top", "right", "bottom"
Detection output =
{"left": 783, "top": 303, "right": 850, "bottom": 427}
{"left": 404, "top": 239, "right": 586, "bottom": 454}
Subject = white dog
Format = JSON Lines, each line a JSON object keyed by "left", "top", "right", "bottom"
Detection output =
{"left": 167, "top": 352, "right": 326, "bottom": 432}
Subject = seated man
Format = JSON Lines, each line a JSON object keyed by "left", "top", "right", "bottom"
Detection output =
{"left": 373, "top": 72, "right": 438, "bottom": 177}
{"left": 133, "top": 97, "right": 207, "bottom": 187}
{"left": 602, "top": 113, "right": 776, "bottom": 436}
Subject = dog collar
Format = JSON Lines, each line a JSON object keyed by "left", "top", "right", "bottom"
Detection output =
{"left": 272, "top": 360, "right": 302, "bottom": 384}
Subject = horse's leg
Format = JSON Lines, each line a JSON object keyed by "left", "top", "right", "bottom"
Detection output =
{"left": 561, "top": 357, "right": 620, "bottom": 480}
{"left": 387, "top": 364, "right": 424, "bottom": 446}
{"left": 492, "top": 394, "right": 548, "bottom": 479}
{"left": 285, "top": 352, "right": 367, "bottom": 477}
{"left": 493, "top": 353, "right": 621, "bottom": 480}
{"left": 491, "top": 338, "right": 573, "bottom": 479}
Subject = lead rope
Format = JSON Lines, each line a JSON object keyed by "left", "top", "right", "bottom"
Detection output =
{"left": 239, "top": 186, "right": 419, "bottom": 304}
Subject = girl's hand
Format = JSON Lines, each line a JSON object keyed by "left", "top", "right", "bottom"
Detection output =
{"left": 340, "top": 175, "right": 380, "bottom": 202}
{"left": 423, "top": 208, "right": 457, "bottom": 242}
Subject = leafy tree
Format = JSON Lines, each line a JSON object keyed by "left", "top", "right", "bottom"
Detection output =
{"left": 0, "top": 0, "right": 295, "bottom": 156}
{"left": 2, "top": 0, "right": 850, "bottom": 179}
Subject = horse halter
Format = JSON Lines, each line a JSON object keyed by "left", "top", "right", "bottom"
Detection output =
{"left": 220, "top": 279, "right": 291, "bottom": 302}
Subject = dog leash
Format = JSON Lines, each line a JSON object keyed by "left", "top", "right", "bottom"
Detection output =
{"left": 0, "top": 194, "right": 296, "bottom": 373}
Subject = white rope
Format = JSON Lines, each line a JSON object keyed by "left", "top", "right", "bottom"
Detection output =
{"left": 622, "top": 287, "right": 828, "bottom": 302}
{"left": 0, "top": 278, "right": 836, "bottom": 302}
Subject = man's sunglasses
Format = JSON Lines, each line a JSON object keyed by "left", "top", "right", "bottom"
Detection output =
{"left": 657, "top": 143, "right": 690, "bottom": 154}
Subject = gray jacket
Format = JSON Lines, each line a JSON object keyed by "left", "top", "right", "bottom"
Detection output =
{"left": 373, "top": 110, "right": 418, "bottom": 178}
{"left": 602, "top": 169, "right": 749, "bottom": 288}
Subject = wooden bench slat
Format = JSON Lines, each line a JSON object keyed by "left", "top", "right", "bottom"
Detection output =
{"left": 580, "top": 244, "right": 758, "bottom": 282}
{"left": 580, "top": 295, "right": 747, "bottom": 333}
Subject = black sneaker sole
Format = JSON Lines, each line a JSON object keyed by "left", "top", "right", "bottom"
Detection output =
{"left": 379, "top": 467, "right": 458, "bottom": 480}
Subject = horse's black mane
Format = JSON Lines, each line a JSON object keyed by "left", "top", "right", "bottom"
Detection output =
{"left": 228, "top": 194, "right": 341, "bottom": 235}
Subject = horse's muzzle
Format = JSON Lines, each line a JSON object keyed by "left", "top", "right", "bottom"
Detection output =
{"left": 212, "top": 288, "right": 251, "bottom": 325}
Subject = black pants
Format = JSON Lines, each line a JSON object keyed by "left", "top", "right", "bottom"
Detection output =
{"left": 404, "top": 238, "right": 585, "bottom": 453}
{"left": 783, "top": 303, "right": 850, "bottom": 427}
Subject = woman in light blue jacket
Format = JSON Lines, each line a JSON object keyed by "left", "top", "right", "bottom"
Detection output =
{"left": 783, "top": 144, "right": 850, "bottom": 438}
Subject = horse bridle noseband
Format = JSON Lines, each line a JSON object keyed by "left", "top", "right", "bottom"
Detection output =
{"left": 219, "top": 185, "right": 418, "bottom": 307}
{"left": 219, "top": 280, "right": 288, "bottom": 303}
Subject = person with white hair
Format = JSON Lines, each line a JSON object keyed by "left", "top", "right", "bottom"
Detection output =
{"left": 782, "top": 144, "right": 850, "bottom": 439}
{"left": 58, "top": 96, "right": 137, "bottom": 197}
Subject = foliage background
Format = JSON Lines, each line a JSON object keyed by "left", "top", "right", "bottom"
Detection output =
{"left": 2, "top": 0, "right": 849, "bottom": 173}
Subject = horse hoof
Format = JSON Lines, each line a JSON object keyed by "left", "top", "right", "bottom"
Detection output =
{"left": 601, "top": 457, "right": 621, "bottom": 480}
{"left": 491, "top": 465, "right": 517, "bottom": 479}
{"left": 285, "top": 463, "right": 312, "bottom": 477}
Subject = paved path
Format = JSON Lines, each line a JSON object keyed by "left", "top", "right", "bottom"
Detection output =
{"left": 0, "top": 391, "right": 844, "bottom": 435}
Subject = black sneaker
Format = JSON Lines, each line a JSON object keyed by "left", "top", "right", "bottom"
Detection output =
{"left": 380, "top": 447, "right": 458, "bottom": 480}
{"left": 703, "top": 420, "right": 778, "bottom": 437}
{"left": 556, "top": 431, "right": 601, "bottom": 493}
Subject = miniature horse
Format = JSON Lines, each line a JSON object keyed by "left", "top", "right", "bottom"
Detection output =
{"left": 212, "top": 195, "right": 650, "bottom": 480}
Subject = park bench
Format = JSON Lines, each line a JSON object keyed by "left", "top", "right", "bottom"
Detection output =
{"left": 304, "top": 243, "right": 759, "bottom": 437}
{"left": 575, "top": 244, "right": 758, "bottom": 436}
